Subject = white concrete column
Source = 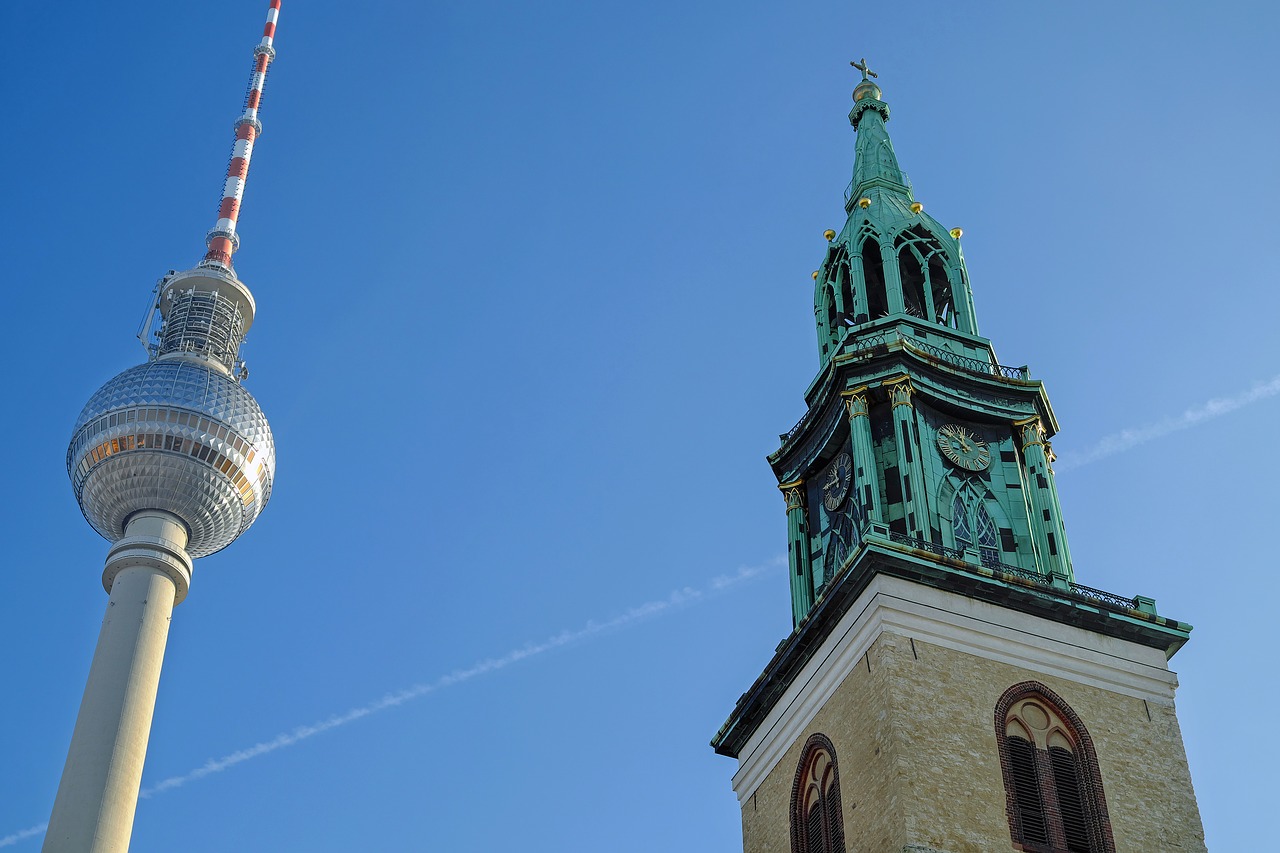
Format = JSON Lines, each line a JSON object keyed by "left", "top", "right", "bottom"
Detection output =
{"left": 44, "top": 511, "right": 192, "bottom": 853}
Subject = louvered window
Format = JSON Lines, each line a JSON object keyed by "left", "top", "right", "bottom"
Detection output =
{"left": 997, "top": 684, "right": 1115, "bottom": 853}
{"left": 790, "top": 734, "right": 847, "bottom": 853}
{"left": 825, "top": 779, "right": 846, "bottom": 852}
{"left": 806, "top": 803, "right": 826, "bottom": 853}
{"left": 1009, "top": 736, "right": 1049, "bottom": 845}
{"left": 1051, "top": 746, "right": 1091, "bottom": 853}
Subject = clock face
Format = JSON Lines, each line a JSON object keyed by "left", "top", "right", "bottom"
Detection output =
{"left": 820, "top": 452, "right": 854, "bottom": 512}
{"left": 937, "top": 423, "right": 991, "bottom": 471}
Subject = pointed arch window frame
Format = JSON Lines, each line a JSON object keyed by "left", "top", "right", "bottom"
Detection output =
{"left": 789, "top": 733, "right": 848, "bottom": 853}
{"left": 994, "top": 681, "right": 1116, "bottom": 853}
{"left": 947, "top": 479, "right": 1001, "bottom": 566}
{"left": 893, "top": 225, "right": 957, "bottom": 326}
{"left": 854, "top": 225, "right": 887, "bottom": 324}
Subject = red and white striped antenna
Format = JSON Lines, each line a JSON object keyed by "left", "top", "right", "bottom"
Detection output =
{"left": 202, "top": 0, "right": 282, "bottom": 270}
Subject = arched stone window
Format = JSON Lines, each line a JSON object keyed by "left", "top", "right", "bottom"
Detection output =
{"left": 996, "top": 682, "right": 1115, "bottom": 853}
{"left": 790, "top": 734, "right": 847, "bottom": 853}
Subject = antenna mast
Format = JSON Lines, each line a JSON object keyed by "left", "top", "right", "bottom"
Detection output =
{"left": 202, "top": 0, "right": 282, "bottom": 270}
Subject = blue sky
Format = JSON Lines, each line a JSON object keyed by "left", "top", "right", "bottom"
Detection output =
{"left": 2, "top": 1, "right": 1277, "bottom": 849}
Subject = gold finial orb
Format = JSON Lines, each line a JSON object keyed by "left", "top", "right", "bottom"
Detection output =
{"left": 949, "top": 227, "right": 963, "bottom": 239}
{"left": 910, "top": 202, "right": 924, "bottom": 214}
{"left": 811, "top": 271, "right": 820, "bottom": 280}
{"left": 857, "top": 197, "right": 872, "bottom": 209}
{"left": 852, "top": 79, "right": 882, "bottom": 102}
{"left": 823, "top": 229, "right": 836, "bottom": 241}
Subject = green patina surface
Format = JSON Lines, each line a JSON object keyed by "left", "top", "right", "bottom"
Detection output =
{"left": 758, "top": 76, "right": 1179, "bottom": 641}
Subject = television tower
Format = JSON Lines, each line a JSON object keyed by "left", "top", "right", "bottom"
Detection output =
{"left": 44, "top": 3, "right": 283, "bottom": 850}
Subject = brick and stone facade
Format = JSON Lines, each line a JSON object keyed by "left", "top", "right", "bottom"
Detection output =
{"left": 727, "top": 575, "right": 1205, "bottom": 853}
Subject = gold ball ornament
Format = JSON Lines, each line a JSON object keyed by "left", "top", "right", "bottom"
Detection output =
{"left": 823, "top": 229, "right": 836, "bottom": 241}
{"left": 910, "top": 202, "right": 924, "bottom": 214}
{"left": 857, "top": 197, "right": 871, "bottom": 209}
{"left": 949, "top": 227, "right": 963, "bottom": 239}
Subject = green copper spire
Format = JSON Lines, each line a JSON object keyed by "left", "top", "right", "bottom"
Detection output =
{"left": 811, "top": 63, "right": 979, "bottom": 367}
{"left": 776, "top": 62, "right": 1139, "bottom": 626}
{"left": 848, "top": 58, "right": 910, "bottom": 199}
{"left": 712, "top": 63, "right": 1192, "bottom": 769}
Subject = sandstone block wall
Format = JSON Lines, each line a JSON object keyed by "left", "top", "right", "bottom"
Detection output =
{"left": 739, "top": 630, "right": 1205, "bottom": 853}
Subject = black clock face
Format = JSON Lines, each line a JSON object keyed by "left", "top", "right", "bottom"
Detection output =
{"left": 821, "top": 452, "right": 854, "bottom": 512}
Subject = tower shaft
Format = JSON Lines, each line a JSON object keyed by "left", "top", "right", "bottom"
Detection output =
{"left": 49, "top": 2, "right": 284, "bottom": 846}
{"left": 43, "top": 513, "right": 191, "bottom": 853}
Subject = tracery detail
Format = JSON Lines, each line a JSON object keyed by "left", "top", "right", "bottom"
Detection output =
{"left": 996, "top": 682, "right": 1115, "bottom": 853}
{"left": 790, "top": 734, "right": 847, "bottom": 853}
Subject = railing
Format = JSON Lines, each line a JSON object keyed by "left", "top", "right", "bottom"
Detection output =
{"left": 846, "top": 333, "right": 887, "bottom": 358}
{"left": 1068, "top": 581, "right": 1140, "bottom": 611}
{"left": 889, "top": 531, "right": 966, "bottom": 561}
{"left": 980, "top": 550, "right": 1043, "bottom": 583}
{"left": 886, "top": 532, "right": 1141, "bottom": 613}
{"left": 781, "top": 335, "right": 888, "bottom": 443}
{"left": 903, "top": 338, "right": 1028, "bottom": 380}
{"left": 779, "top": 332, "right": 1024, "bottom": 446}
{"left": 844, "top": 171, "right": 912, "bottom": 205}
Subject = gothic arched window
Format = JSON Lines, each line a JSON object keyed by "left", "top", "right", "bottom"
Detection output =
{"left": 996, "top": 682, "right": 1115, "bottom": 853}
{"left": 825, "top": 285, "right": 839, "bottom": 342}
{"left": 927, "top": 254, "right": 956, "bottom": 328}
{"left": 894, "top": 226, "right": 957, "bottom": 327}
{"left": 790, "top": 734, "right": 847, "bottom": 853}
{"left": 860, "top": 234, "right": 887, "bottom": 321}
{"left": 950, "top": 488, "right": 999, "bottom": 566}
{"left": 839, "top": 263, "right": 854, "bottom": 327}
{"left": 897, "top": 250, "right": 927, "bottom": 318}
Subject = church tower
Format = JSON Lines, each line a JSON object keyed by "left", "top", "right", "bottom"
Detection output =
{"left": 711, "top": 63, "right": 1206, "bottom": 853}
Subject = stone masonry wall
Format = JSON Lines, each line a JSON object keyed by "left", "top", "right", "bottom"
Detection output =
{"left": 739, "top": 630, "right": 1205, "bottom": 853}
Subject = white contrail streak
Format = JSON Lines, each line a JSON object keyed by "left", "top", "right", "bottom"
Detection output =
{"left": 0, "top": 825, "right": 46, "bottom": 850}
{"left": 136, "top": 556, "right": 781, "bottom": 797}
{"left": 1054, "top": 373, "right": 1280, "bottom": 472}
{"left": 5, "top": 558, "right": 781, "bottom": 846}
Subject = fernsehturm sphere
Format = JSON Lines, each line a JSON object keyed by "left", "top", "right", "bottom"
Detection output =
{"left": 44, "top": 4, "right": 284, "bottom": 851}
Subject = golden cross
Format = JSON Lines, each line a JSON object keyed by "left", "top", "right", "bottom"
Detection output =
{"left": 850, "top": 57, "right": 877, "bottom": 81}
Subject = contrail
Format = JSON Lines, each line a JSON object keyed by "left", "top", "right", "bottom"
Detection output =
{"left": 2, "top": 555, "right": 784, "bottom": 853}
{"left": 0, "top": 825, "right": 46, "bottom": 850}
{"left": 1054, "top": 373, "right": 1280, "bottom": 472}
{"left": 138, "top": 557, "right": 778, "bottom": 797}
{"left": 3, "top": 558, "right": 780, "bottom": 845}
